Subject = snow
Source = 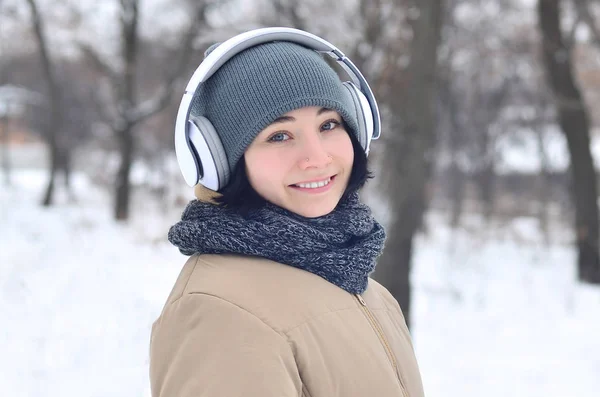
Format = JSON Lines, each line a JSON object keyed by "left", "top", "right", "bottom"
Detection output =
{"left": 1, "top": 169, "right": 599, "bottom": 397}
{"left": 412, "top": 216, "right": 600, "bottom": 396}
{"left": 0, "top": 170, "right": 183, "bottom": 397}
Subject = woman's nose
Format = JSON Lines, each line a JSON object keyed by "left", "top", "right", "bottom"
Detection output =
{"left": 299, "top": 135, "right": 332, "bottom": 169}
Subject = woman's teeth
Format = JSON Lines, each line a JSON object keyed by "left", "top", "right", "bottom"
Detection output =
{"left": 295, "top": 177, "right": 331, "bottom": 189}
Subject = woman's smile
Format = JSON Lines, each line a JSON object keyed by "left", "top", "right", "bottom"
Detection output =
{"left": 289, "top": 175, "right": 337, "bottom": 193}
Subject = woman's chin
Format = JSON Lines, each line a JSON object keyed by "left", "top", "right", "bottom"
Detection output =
{"left": 287, "top": 200, "right": 338, "bottom": 218}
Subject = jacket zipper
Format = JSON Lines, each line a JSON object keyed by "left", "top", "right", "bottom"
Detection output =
{"left": 355, "top": 294, "right": 408, "bottom": 397}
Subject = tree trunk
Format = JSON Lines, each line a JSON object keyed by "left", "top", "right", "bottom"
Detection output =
{"left": 535, "top": 125, "right": 551, "bottom": 245}
{"left": 479, "top": 161, "right": 496, "bottom": 221}
{"left": 442, "top": 74, "right": 467, "bottom": 228}
{"left": 26, "top": 0, "right": 62, "bottom": 207}
{"left": 538, "top": 0, "right": 600, "bottom": 283}
{"left": 43, "top": 146, "right": 73, "bottom": 205}
{"left": 58, "top": 145, "right": 73, "bottom": 200}
{"left": 373, "top": 0, "right": 445, "bottom": 328}
{"left": 114, "top": 124, "right": 134, "bottom": 220}
{"left": 113, "top": 0, "right": 138, "bottom": 221}
{"left": 1, "top": 112, "right": 11, "bottom": 187}
{"left": 449, "top": 160, "right": 466, "bottom": 228}
{"left": 41, "top": 145, "right": 57, "bottom": 206}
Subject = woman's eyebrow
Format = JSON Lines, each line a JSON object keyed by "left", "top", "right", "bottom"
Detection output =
{"left": 271, "top": 108, "right": 335, "bottom": 125}
{"left": 271, "top": 115, "right": 295, "bottom": 124}
{"left": 317, "top": 107, "right": 335, "bottom": 116}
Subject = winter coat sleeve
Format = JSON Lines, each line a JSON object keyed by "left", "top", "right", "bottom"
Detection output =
{"left": 149, "top": 293, "right": 302, "bottom": 397}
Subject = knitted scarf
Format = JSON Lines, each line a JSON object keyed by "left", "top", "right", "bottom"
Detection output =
{"left": 168, "top": 193, "right": 386, "bottom": 294}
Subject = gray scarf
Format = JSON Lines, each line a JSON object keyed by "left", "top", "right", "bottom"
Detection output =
{"left": 168, "top": 193, "right": 386, "bottom": 294}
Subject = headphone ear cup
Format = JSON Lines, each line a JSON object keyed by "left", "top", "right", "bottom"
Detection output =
{"left": 188, "top": 115, "right": 230, "bottom": 191}
{"left": 342, "top": 82, "right": 374, "bottom": 154}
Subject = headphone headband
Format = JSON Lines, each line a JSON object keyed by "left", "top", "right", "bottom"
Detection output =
{"left": 186, "top": 28, "right": 334, "bottom": 89}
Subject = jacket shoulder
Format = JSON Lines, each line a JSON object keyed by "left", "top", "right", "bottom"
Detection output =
{"left": 161, "top": 254, "right": 354, "bottom": 333}
{"left": 366, "top": 278, "right": 408, "bottom": 321}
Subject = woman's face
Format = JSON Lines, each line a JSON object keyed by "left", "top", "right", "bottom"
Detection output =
{"left": 244, "top": 106, "right": 354, "bottom": 218}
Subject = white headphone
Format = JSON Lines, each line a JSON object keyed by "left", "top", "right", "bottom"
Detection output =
{"left": 174, "top": 27, "right": 382, "bottom": 191}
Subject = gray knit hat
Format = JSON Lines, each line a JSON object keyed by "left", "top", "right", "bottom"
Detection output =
{"left": 189, "top": 41, "right": 360, "bottom": 172}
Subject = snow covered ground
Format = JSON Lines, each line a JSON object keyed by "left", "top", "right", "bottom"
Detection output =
{"left": 1, "top": 169, "right": 599, "bottom": 397}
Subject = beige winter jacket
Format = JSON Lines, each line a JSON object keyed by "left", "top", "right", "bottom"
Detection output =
{"left": 149, "top": 254, "right": 425, "bottom": 397}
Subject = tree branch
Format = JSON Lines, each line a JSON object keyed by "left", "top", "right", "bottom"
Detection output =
{"left": 270, "top": 0, "right": 307, "bottom": 31}
{"left": 565, "top": 14, "right": 582, "bottom": 51}
{"left": 574, "top": 0, "right": 600, "bottom": 49}
{"left": 78, "top": 43, "right": 118, "bottom": 80}
{"left": 127, "top": 2, "right": 210, "bottom": 123}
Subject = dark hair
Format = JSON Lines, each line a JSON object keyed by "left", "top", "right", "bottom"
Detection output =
{"left": 214, "top": 124, "right": 373, "bottom": 215}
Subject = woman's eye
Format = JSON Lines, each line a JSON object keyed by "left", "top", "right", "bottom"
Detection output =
{"left": 268, "top": 132, "right": 289, "bottom": 142}
{"left": 321, "top": 120, "right": 340, "bottom": 131}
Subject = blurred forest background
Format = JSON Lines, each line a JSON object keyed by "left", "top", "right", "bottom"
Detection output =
{"left": 2, "top": 0, "right": 600, "bottom": 395}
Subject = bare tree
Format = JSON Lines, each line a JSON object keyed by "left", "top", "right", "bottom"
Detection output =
{"left": 81, "top": 0, "right": 216, "bottom": 220}
{"left": 538, "top": 0, "right": 600, "bottom": 283}
{"left": 25, "top": 0, "right": 65, "bottom": 206}
{"left": 374, "top": 0, "right": 446, "bottom": 327}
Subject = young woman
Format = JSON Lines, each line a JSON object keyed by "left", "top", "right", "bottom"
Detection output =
{"left": 149, "top": 28, "right": 424, "bottom": 397}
